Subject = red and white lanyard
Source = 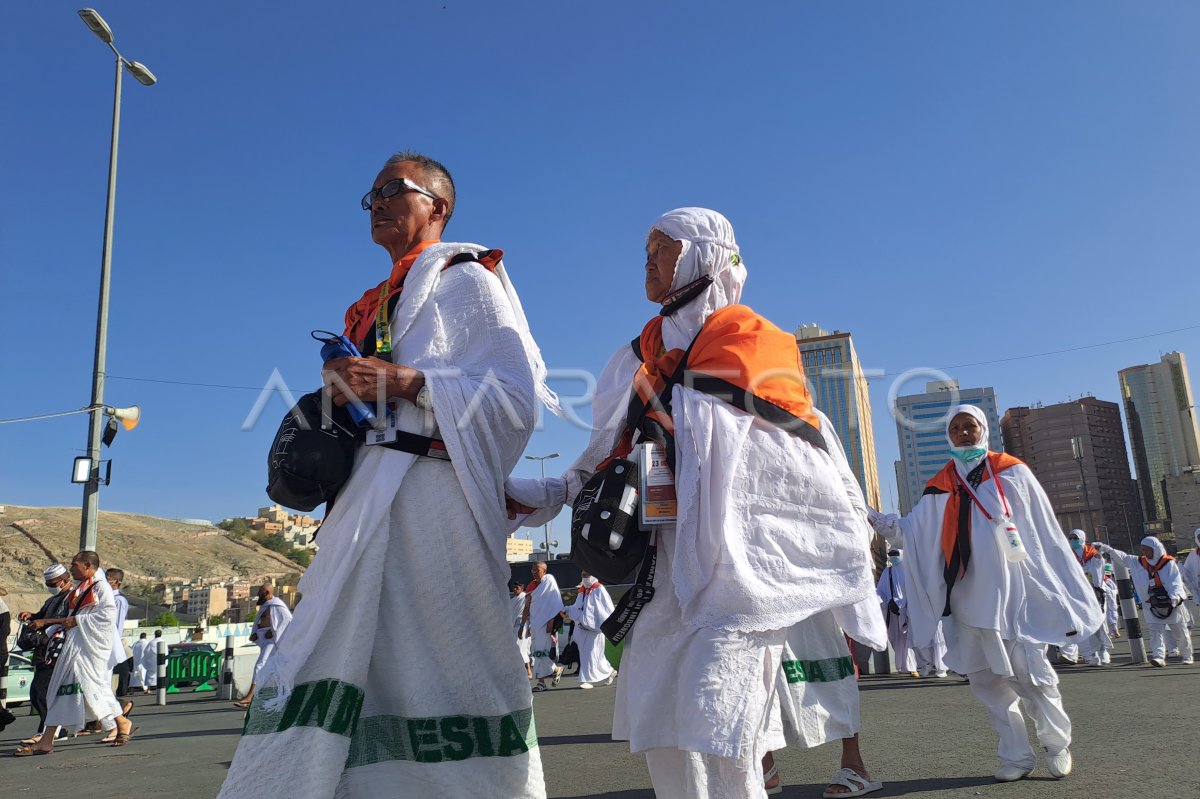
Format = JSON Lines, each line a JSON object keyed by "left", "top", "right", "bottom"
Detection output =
{"left": 953, "top": 461, "right": 1011, "bottom": 521}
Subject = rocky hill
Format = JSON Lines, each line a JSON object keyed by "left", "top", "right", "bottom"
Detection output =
{"left": 0, "top": 504, "right": 304, "bottom": 617}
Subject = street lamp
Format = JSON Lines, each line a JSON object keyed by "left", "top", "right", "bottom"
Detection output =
{"left": 77, "top": 8, "right": 157, "bottom": 552}
{"left": 525, "top": 453, "right": 559, "bottom": 557}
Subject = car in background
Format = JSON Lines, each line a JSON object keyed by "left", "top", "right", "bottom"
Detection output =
{"left": 167, "top": 642, "right": 216, "bottom": 655}
{"left": 5, "top": 653, "right": 34, "bottom": 706}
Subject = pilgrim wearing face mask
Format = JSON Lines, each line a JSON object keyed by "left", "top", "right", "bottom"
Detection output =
{"left": 506, "top": 209, "right": 876, "bottom": 799}
{"left": 869, "top": 405, "right": 1104, "bottom": 783}
{"left": 1093, "top": 536, "right": 1194, "bottom": 667}
{"left": 1057, "top": 531, "right": 1114, "bottom": 667}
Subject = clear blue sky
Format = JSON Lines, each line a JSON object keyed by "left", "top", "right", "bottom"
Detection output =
{"left": 3, "top": 2, "right": 1199, "bottom": 548}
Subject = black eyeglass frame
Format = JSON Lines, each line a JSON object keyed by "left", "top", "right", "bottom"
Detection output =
{"left": 361, "top": 177, "right": 441, "bottom": 210}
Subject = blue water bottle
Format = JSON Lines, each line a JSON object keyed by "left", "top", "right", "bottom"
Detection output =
{"left": 312, "top": 330, "right": 376, "bottom": 427}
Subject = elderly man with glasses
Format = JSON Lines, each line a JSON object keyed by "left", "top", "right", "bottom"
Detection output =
{"left": 219, "top": 151, "right": 555, "bottom": 799}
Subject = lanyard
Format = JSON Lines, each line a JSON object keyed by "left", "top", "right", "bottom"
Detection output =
{"left": 953, "top": 460, "right": 1011, "bottom": 521}
{"left": 374, "top": 283, "right": 393, "bottom": 356}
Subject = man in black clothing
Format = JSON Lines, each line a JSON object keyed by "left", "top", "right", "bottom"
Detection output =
{"left": 15, "top": 564, "right": 74, "bottom": 738}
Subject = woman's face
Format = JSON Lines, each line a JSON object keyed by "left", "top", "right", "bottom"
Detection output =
{"left": 645, "top": 229, "right": 683, "bottom": 303}
{"left": 948, "top": 413, "right": 983, "bottom": 447}
{"left": 1140, "top": 545, "right": 1155, "bottom": 559}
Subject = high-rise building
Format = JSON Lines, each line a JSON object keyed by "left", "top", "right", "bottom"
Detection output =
{"left": 1000, "top": 397, "right": 1142, "bottom": 549}
{"left": 894, "top": 380, "right": 1002, "bottom": 514}
{"left": 1118, "top": 352, "right": 1200, "bottom": 537}
{"left": 795, "top": 323, "right": 882, "bottom": 509}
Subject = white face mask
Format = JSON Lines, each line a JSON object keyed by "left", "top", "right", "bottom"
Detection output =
{"left": 581, "top": 576, "right": 598, "bottom": 587}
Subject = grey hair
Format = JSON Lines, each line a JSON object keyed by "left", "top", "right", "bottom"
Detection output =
{"left": 383, "top": 150, "right": 456, "bottom": 225}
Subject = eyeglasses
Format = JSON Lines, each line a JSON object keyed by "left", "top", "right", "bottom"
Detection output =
{"left": 361, "top": 178, "right": 440, "bottom": 210}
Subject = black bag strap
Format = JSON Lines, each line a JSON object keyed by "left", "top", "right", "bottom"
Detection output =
{"left": 600, "top": 538, "right": 659, "bottom": 645}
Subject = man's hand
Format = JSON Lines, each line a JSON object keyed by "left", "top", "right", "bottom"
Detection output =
{"left": 506, "top": 496, "right": 535, "bottom": 520}
{"left": 18, "top": 611, "right": 32, "bottom": 622}
{"left": 545, "top": 620, "right": 556, "bottom": 634}
{"left": 323, "top": 356, "right": 424, "bottom": 405}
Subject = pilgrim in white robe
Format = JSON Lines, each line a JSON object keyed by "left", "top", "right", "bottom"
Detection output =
{"left": 1060, "top": 531, "right": 1113, "bottom": 665}
{"left": 1096, "top": 537, "right": 1193, "bottom": 664}
{"left": 130, "top": 637, "right": 148, "bottom": 689}
{"left": 527, "top": 573, "right": 564, "bottom": 682}
{"left": 219, "top": 242, "right": 555, "bottom": 799}
{"left": 140, "top": 637, "right": 161, "bottom": 688}
{"left": 251, "top": 596, "right": 293, "bottom": 680}
{"left": 1102, "top": 572, "right": 1120, "bottom": 635}
{"left": 876, "top": 563, "right": 918, "bottom": 674}
{"left": 1181, "top": 529, "right": 1200, "bottom": 620}
{"left": 512, "top": 590, "right": 532, "bottom": 667}
{"left": 45, "top": 577, "right": 123, "bottom": 733}
{"left": 871, "top": 405, "right": 1104, "bottom": 776}
{"left": 507, "top": 209, "right": 874, "bottom": 798}
{"left": 562, "top": 580, "right": 615, "bottom": 686}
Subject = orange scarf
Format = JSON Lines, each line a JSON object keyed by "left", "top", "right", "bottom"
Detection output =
{"left": 342, "top": 240, "right": 440, "bottom": 347}
{"left": 577, "top": 580, "right": 602, "bottom": 596}
{"left": 924, "top": 453, "right": 1024, "bottom": 574}
{"left": 1080, "top": 546, "right": 1098, "bottom": 564}
{"left": 631, "top": 304, "right": 820, "bottom": 441}
{"left": 1139, "top": 554, "right": 1175, "bottom": 589}
{"left": 67, "top": 575, "right": 98, "bottom": 612}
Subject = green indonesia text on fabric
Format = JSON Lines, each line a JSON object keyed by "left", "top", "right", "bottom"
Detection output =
{"left": 782, "top": 656, "right": 855, "bottom": 684}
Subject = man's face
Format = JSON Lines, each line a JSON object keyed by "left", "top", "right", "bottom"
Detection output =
{"left": 69, "top": 558, "right": 94, "bottom": 582}
{"left": 257, "top": 588, "right": 271, "bottom": 605}
{"left": 48, "top": 575, "right": 72, "bottom": 594}
{"left": 107, "top": 577, "right": 121, "bottom": 591}
{"left": 368, "top": 161, "right": 440, "bottom": 256}
{"left": 948, "top": 413, "right": 983, "bottom": 447}
{"left": 532, "top": 564, "right": 546, "bottom": 582}
{"left": 645, "top": 229, "right": 682, "bottom": 303}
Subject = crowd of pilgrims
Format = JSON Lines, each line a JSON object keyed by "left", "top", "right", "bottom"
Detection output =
{"left": 14, "top": 151, "right": 1195, "bottom": 798}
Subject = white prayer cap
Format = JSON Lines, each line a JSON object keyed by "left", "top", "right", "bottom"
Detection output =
{"left": 651, "top": 207, "right": 747, "bottom": 350}
{"left": 43, "top": 563, "right": 68, "bottom": 582}
{"left": 1140, "top": 535, "right": 1167, "bottom": 560}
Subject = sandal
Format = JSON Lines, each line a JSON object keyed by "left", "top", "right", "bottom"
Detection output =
{"left": 110, "top": 725, "right": 139, "bottom": 747}
{"left": 763, "top": 763, "right": 783, "bottom": 795}
{"left": 19, "top": 734, "right": 42, "bottom": 746}
{"left": 14, "top": 746, "right": 52, "bottom": 757}
{"left": 822, "top": 767, "right": 883, "bottom": 799}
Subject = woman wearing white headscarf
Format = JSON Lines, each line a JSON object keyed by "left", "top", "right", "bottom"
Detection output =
{"left": 1060, "top": 530, "right": 1113, "bottom": 666}
{"left": 508, "top": 208, "right": 874, "bottom": 798}
{"left": 1182, "top": 529, "right": 1200, "bottom": 621}
{"left": 870, "top": 405, "right": 1104, "bottom": 783}
{"left": 1094, "top": 535, "right": 1194, "bottom": 666}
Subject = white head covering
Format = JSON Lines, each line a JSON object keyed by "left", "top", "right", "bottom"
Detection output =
{"left": 945, "top": 403, "right": 989, "bottom": 476}
{"left": 1194, "top": 528, "right": 1200, "bottom": 548}
{"left": 43, "top": 563, "right": 68, "bottom": 582}
{"left": 650, "top": 208, "right": 747, "bottom": 351}
{"left": 1067, "top": 529, "right": 1086, "bottom": 544}
{"left": 1140, "top": 535, "right": 1168, "bottom": 561}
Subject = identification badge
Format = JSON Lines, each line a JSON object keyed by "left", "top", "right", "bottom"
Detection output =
{"left": 364, "top": 403, "right": 400, "bottom": 446}
{"left": 639, "top": 441, "right": 677, "bottom": 525}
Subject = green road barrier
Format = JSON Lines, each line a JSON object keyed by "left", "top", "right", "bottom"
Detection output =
{"left": 165, "top": 650, "right": 222, "bottom": 693}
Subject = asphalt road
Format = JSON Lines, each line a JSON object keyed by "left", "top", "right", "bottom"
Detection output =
{"left": 1, "top": 632, "right": 1196, "bottom": 799}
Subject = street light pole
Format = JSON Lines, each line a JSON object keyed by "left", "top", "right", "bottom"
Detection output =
{"left": 525, "top": 453, "right": 559, "bottom": 557}
{"left": 77, "top": 9, "right": 156, "bottom": 552}
{"left": 1071, "top": 436, "right": 1094, "bottom": 540}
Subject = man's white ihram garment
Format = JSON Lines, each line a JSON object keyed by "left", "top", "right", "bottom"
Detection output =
{"left": 876, "top": 561, "right": 918, "bottom": 673}
{"left": 507, "top": 209, "right": 873, "bottom": 796}
{"left": 870, "top": 404, "right": 1104, "bottom": 772}
{"left": 219, "top": 243, "right": 555, "bottom": 799}
{"left": 564, "top": 580, "right": 616, "bottom": 684}
{"left": 251, "top": 597, "right": 293, "bottom": 680}
{"left": 528, "top": 573, "right": 564, "bottom": 681}
{"left": 130, "top": 638, "right": 148, "bottom": 689}
{"left": 1095, "top": 535, "right": 1193, "bottom": 662}
{"left": 45, "top": 578, "right": 123, "bottom": 732}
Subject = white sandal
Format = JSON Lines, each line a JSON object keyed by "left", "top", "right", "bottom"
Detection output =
{"left": 763, "top": 763, "right": 783, "bottom": 795}
{"left": 822, "top": 767, "right": 883, "bottom": 799}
